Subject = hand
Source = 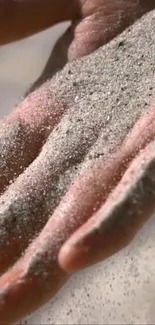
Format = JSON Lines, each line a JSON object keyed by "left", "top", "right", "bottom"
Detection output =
{"left": 0, "top": 0, "right": 155, "bottom": 324}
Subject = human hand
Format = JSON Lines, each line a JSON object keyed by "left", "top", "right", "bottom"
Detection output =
{"left": 0, "top": 0, "right": 155, "bottom": 324}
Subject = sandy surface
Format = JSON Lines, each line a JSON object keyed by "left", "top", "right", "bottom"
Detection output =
{"left": 0, "top": 11, "right": 155, "bottom": 325}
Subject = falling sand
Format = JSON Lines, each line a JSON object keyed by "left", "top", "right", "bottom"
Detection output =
{"left": 0, "top": 9, "right": 155, "bottom": 324}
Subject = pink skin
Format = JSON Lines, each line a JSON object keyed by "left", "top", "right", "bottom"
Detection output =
{"left": 0, "top": 0, "right": 155, "bottom": 323}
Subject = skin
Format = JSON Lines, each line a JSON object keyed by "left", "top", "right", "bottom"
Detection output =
{"left": 0, "top": 0, "right": 155, "bottom": 323}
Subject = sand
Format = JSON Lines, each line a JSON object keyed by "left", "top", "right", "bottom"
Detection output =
{"left": 0, "top": 8, "right": 155, "bottom": 323}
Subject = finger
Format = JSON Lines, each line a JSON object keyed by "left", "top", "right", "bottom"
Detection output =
{"left": 59, "top": 139, "right": 155, "bottom": 272}
{"left": 58, "top": 105, "right": 155, "bottom": 272}
{"left": 0, "top": 82, "right": 65, "bottom": 194}
{"left": 0, "top": 0, "right": 79, "bottom": 45}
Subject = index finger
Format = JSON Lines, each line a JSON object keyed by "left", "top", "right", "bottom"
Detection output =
{"left": 0, "top": 0, "right": 79, "bottom": 45}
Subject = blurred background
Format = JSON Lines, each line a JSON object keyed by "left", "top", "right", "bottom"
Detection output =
{"left": 0, "top": 22, "right": 69, "bottom": 117}
{"left": 0, "top": 24, "right": 155, "bottom": 325}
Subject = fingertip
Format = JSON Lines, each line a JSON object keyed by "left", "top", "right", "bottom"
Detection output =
{"left": 58, "top": 242, "right": 74, "bottom": 273}
{"left": 58, "top": 239, "right": 90, "bottom": 273}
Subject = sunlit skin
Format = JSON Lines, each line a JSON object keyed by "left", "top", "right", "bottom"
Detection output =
{"left": 0, "top": 0, "right": 155, "bottom": 323}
